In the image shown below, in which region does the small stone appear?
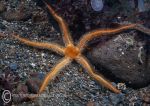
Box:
[117,83,126,91]
[143,95,150,104]
[102,96,110,104]
[30,63,36,68]
[41,53,45,57]
[111,82,117,87]
[86,100,95,106]
[38,72,45,80]
[9,63,18,70]
[109,93,124,105]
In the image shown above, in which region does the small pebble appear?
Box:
[86,100,95,106]
[30,63,36,68]
[38,72,45,80]
[111,82,117,87]
[109,93,124,105]
[143,95,150,104]
[41,53,45,57]
[9,63,18,70]
[117,83,126,91]
[102,96,109,104]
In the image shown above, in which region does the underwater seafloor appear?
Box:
[0,0,150,106]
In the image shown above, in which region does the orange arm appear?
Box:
[44,1,73,45]
[38,57,71,93]
[78,24,136,51]
[13,35,65,55]
[76,55,121,93]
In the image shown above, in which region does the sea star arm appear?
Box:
[38,57,71,93]
[44,1,73,45]
[13,35,65,55]
[77,24,136,51]
[76,55,121,93]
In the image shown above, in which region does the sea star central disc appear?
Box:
[65,45,79,58]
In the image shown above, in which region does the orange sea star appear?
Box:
[11,1,143,98]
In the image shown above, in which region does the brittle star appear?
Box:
[11,1,142,97]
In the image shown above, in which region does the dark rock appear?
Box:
[9,63,18,71]
[17,84,28,93]
[29,72,45,80]
[32,13,48,23]
[0,23,6,30]
[2,9,31,21]
[87,31,150,88]
[13,84,29,103]
[0,2,6,13]
[26,78,42,94]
